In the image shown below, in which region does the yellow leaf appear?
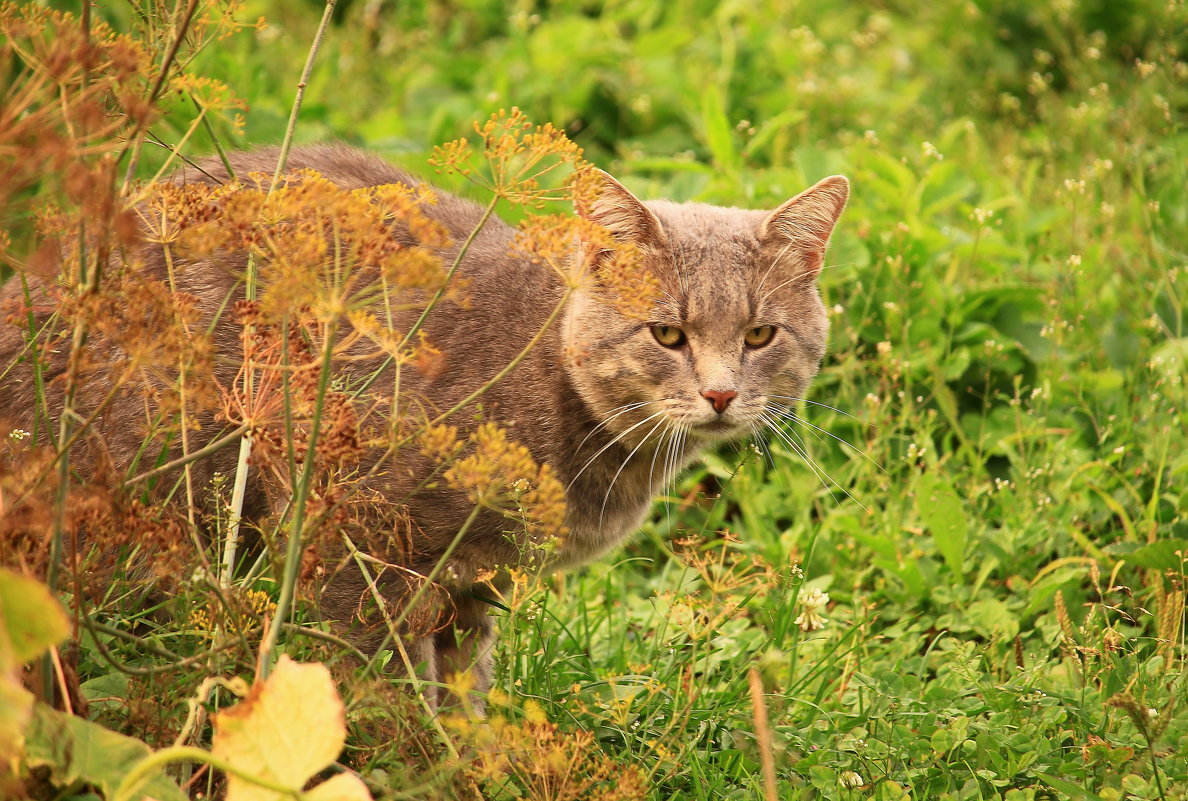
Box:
[304,773,372,801]
[0,568,70,758]
[212,656,369,801]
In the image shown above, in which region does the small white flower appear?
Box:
[796,588,829,631]
[922,141,943,160]
[839,770,865,788]
[8,429,30,441]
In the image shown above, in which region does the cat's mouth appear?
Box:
[692,418,744,439]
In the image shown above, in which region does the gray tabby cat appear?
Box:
[0,145,847,705]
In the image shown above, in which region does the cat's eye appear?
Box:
[650,325,686,348]
[744,325,776,348]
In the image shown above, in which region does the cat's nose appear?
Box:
[701,389,738,414]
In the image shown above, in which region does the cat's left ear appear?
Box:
[759,175,850,277]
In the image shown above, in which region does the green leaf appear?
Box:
[916,473,969,578]
[1123,539,1188,571]
[1035,771,1105,800]
[699,84,736,172]
[966,598,1019,640]
[24,705,188,801]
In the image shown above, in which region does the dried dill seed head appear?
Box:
[462,699,647,800]
[161,170,453,327]
[430,107,589,208]
[418,423,463,462]
[510,214,662,317]
[444,423,569,548]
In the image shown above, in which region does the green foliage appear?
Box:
[25,706,187,801]
[3,0,1187,799]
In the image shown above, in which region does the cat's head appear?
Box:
[561,170,848,447]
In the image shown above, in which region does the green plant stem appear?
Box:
[192,93,235,180]
[223,0,338,588]
[119,0,201,188]
[304,288,572,537]
[280,622,370,664]
[340,534,460,759]
[81,613,242,676]
[273,0,337,185]
[46,230,99,696]
[17,274,51,442]
[124,423,249,487]
[258,322,338,678]
[352,195,499,399]
[114,746,302,801]
[397,287,573,448]
[359,503,483,679]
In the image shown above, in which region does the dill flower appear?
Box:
[444,423,569,550]
[430,107,589,207]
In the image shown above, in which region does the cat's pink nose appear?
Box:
[702,389,737,414]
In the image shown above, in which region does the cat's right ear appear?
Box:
[577,169,666,247]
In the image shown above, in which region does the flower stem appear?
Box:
[222,0,337,587]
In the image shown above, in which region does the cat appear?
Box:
[0,144,848,707]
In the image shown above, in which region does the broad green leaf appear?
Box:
[1035,771,1105,800]
[966,598,1019,640]
[0,677,33,760]
[1123,539,1188,571]
[916,473,969,578]
[24,704,187,801]
[212,656,370,801]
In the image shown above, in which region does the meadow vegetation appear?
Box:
[1,1,1186,799]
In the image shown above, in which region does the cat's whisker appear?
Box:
[566,408,670,491]
[574,400,658,456]
[747,422,776,469]
[759,411,869,513]
[765,402,886,473]
[646,421,673,499]
[765,394,863,422]
[663,424,687,532]
[599,416,669,527]
[658,424,676,517]
[760,410,833,498]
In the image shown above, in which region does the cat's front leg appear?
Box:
[434,591,495,716]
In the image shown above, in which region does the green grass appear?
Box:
[12,0,1188,799]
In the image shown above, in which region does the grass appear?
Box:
[2,0,1186,799]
